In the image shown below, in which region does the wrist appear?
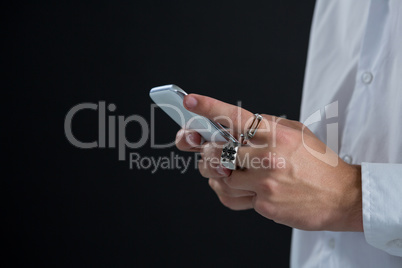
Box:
[340,164,363,232]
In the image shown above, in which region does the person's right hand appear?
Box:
[175,94,363,232]
[175,129,256,210]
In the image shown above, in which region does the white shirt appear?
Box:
[291,0,402,267]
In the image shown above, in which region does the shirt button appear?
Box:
[343,155,352,164]
[362,72,373,84]
[328,238,335,249]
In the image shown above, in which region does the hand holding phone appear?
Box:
[150,84,237,143]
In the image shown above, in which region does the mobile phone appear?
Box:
[149,84,237,143]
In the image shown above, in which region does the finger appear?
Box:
[208,178,255,198]
[200,141,265,170]
[221,144,265,170]
[198,159,231,178]
[216,195,254,211]
[200,141,226,159]
[175,129,202,152]
[198,142,231,177]
[234,145,259,169]
[199,142,253,176]
[273,116,303,130]
[236,146,278,171]
[246,115,303,143]
[224,169,256,191]
[183,94,254,136]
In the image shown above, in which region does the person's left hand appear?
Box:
[177,94,363,232]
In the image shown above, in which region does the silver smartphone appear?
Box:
[149,84,237,143]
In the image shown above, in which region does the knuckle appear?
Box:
[200,142,211,154]
[175,138,186,151]
[275,127,294,145]
[259,179,277,195]
[208,178,217,189]
[253,198,277,219]
[175,130,185,146]
[202,146,222,166]
[197,160,209,178]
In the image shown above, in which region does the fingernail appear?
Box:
[186,133,199,146]
[184,95,198,110]
[176,129,184,142]
[217,166,227,177]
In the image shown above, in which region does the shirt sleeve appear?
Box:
[361,162,402,257]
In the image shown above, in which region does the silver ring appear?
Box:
[220,140,240,170]
[244,113,263,141]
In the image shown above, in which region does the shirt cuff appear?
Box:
[362,162,402,257]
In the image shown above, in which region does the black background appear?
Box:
[4,1,315,267]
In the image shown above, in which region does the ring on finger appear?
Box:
[242,113,263,143]
[220,140,240,170]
